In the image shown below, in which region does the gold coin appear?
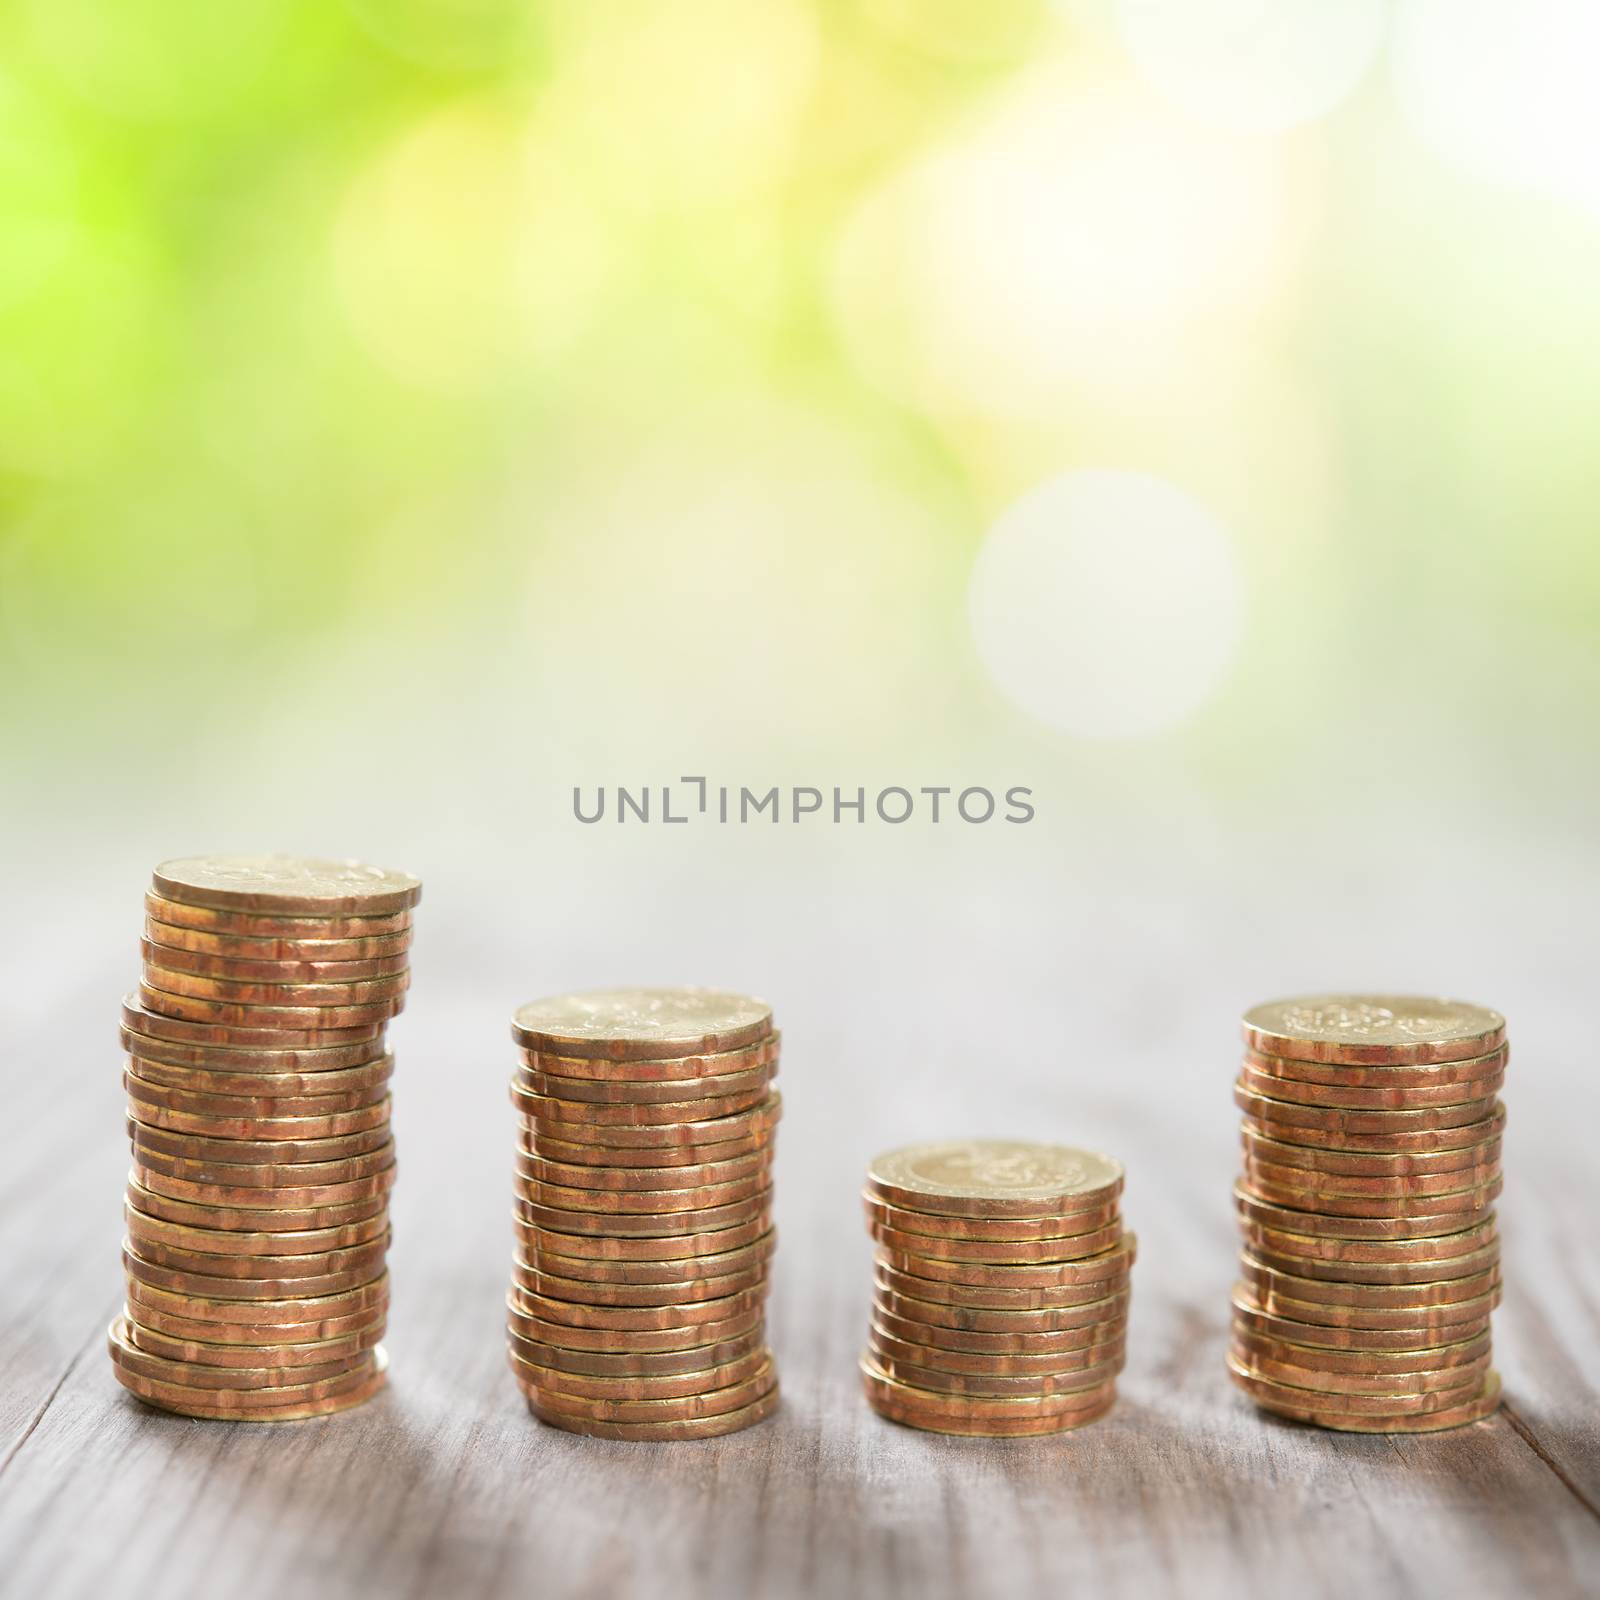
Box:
[866,1140,1123,1220]
[138,980,400,1032]
[1241,996,1505,1066]
[1237,1214,1497,1267]
[520,1091,782,1150]
[512,1063,773,1107]
[1239,1044,1509,1090]
[126,1202,388,1256]
[128,1293,387,1347]
[140,937,410,984]
[1230,1289,1490,1353]
[1235,1063,1504,1112]
[520,1035,780,1084]
[867,1338,1123,1396]
[141,954,410,1008]
[1238,1172,1500,1222]
[525,1383,779,1440]
[514,1172,769,1215]
[1236,1275,1501,1331]
[868,1218,1124,1265]
[1225,1351,1493,1418]
[1228,1344,1492,1400]
[1239,1252,1499,1308]
[144,917,412,963]
[1229,1320,1492,1376]
[874,1262,1131,1314]
[1239,1104,1507,1157]
[124,1269,390,1325]
[1235,1082,1500,1136]
[126,1176,389,1234]
[862,1192,1121,1243]
[526,1127,777,1169]
[870,1317,1125,1373]
[874,1278,1129,1335]
[508,1341,771,1403]
[129,1120,394,1169]
[859,1358,1116,1432]
[145,891,412,939]
[1238,1123,1500,1178]
[112,1338,389,1420]
[123,1245,389,1301]
[118,992,387,1056]
[131,1159,396,1210]
[125,1061,392,1116]
[505,1296,763,1354]
[518,1360,775,1423]
[1230,1367,1503,1432]
[1232,1185,1490,1243]
[120,1013,389,1074]
[872,1304,1128,1356]
[1239,1154,1501,1201]
[515,1212,772,1264]
[152,856,421,917]
[125,1228,390,1281]
[509,1284,766,1333]
[523,1229,776,1287]
[125,1084,392,1142]
[512,1258,766,1308]
[1239,1232,1498,1286]
[126,1316,383,1369]
[502,1303,765,1376]
[513,1191,771,1239]
[517,1150,770,1194]
[514,1082,768,1128]
[877,1233,1137,1290]
[511,989,772,1061]
[111,1318,369,1389]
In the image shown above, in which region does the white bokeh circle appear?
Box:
[1391,0,1600,217]
[1115,0,1390,133]
[968,470,1244,738]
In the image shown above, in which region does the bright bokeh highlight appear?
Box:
[968,471,1244,738]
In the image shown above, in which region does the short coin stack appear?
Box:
[507,988,781,1440]
[861,1140,1134,1436]
[111,854,419,1420]
[1228,993,1507,1432]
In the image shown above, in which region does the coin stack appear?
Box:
[111,854,419,1421]
[860,1140,1134,1436]
[507,988,782,1440]
[1228,994,1507,1433]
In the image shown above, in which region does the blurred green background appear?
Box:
[2,0,1598,881]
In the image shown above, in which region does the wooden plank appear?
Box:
[0,979,1596,1598]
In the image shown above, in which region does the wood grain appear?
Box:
[1,935,1597,1600]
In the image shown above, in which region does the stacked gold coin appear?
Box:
[860,1140,1134,1436]
[506,988,781,1440]
[1228,993,1507,1433]
[110,854,419,1420]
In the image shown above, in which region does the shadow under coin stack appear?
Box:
[1228,993,1507,1433]
[861,1140,1134,1436]
[507,988,782,1440]
[111,854,419,1420]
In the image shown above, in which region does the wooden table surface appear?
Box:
[2,881,1597,1600]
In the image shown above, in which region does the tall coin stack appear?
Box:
[111,855,419,1420]
[861,1140,1134,1436]
[507,988,782,1440]
[1228,994,1507,1432]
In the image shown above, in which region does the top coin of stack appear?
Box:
[112,854,419,1421]
[506,988,782,1441]
[1228,993,1507,1433]
[860,1139,1134,1436]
